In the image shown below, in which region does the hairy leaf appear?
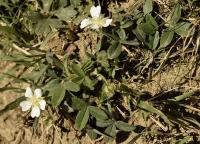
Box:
[64,81,80,92]
[168,91,195,102]
[176,136,192,144]
[139,23,155,35]
[54,7,77,21]
[120,20,133,29]
[75,107,90,131]
[41,0,53,13]
[50,84,66,107]
[170,4,181,26]
[107,42,122,59]
[34,18,62,36]
[71,97,88,110]
[105,124,117,141]
[71,63,85,77]
[87,129,98,140]
[115,121,136,131]
[143,0,153,15]
[83,76,95,90]
[159,30,174,48]
[96,119,113,128]
[89,106,108,120]
[138,100,174,126]
[174,22,192,37]
[153,31,160,49]
[97,51,109,68]
[145,14,158,28]
[116,28,126,40]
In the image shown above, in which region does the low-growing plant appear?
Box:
[0,0,199,143]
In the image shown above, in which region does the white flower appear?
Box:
[20,87,46,118]
[80,5,112,30]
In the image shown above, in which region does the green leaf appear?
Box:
[58,0,68,7]
[0,96,25,116]
[81,58,93,73]
[34,18,62,36]
[54,7,77,21]
[96,119,113,127]
[176,136,192,144]
[28,12,44,23]
[159,30,174,48]
[89,106,108,120]
[120,39,139,46]
[46,51,54,65]
[168,91,195,102]
[50,84,66,107]
[41,0,53,13]
[137,100,174,126]
[107,42,122,59]
[43,79,59,91]
[170,4,182,25]
[104,124,117,141]
[139,23,155,35]
[102,31,119,41]
[87,129,98,140]
[83,76,95,90]
[72,76,85,84]
[153,31,159,49]
[70,0,81,7]
[47,69,59,78]
[0,26,21,41]
[115,121,136,131]
[97,51,109,68]
[0,54,34,62]
[145,14,158,28]
[71,63,85,77]
[120,20,133,29]
[116,28,126,40]
[143,0,153,15]
[64,81,80,92]
[71,97,88,110]
[100,83,116,102]
[75,107,90,131]
[21,65,48,83]
[133,26,146,44]
[174,22,192,37]
[88,129,110,139]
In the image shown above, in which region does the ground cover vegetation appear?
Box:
[0,0,200,143]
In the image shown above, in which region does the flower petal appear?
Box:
[31,106,40,118]
[39,100,46,110]
[103,19,112,27]
[80,18,91,29]
[34,88,42,97]
[20,101,32,111]
[25,87,33,97]
[90,5,101,18]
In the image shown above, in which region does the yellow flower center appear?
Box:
[28,96,42,107]
[91,18,105,26]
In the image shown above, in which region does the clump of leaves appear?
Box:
[0,0,199,143]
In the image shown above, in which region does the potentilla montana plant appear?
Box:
[80,5,112,29]
[20,87,46,118]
